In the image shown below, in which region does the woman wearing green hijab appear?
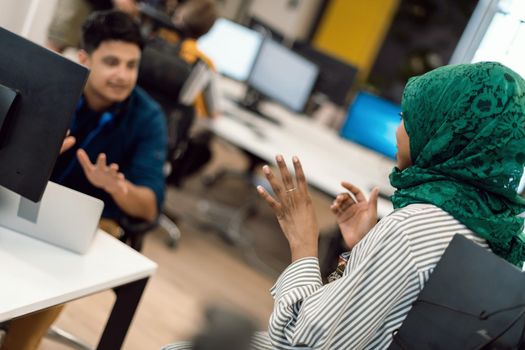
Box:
[253,62,525,350]
[163,62,525,350]
[391,62,525,266]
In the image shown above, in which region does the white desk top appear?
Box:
[0,228,157,322]
[209,77,396,217]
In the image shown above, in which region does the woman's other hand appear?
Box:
[330,182,379,249]
[257,155,319,262]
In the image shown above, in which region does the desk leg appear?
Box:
[96,277,149,350]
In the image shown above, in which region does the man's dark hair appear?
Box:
[81,10,144,54]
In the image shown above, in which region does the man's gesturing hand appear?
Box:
[77,149,128,196]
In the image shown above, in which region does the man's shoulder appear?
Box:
[123,87,167,139]
[128,87,164,119]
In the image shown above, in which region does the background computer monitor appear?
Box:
[292,41,358,107]
[0,27,89,202]
[247,39,319,113]
[340,92,401,159]
[197,18,263,81]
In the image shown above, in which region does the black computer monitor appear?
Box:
[0,27,89,202]
[292,41,358,107]
[197,18,263,82]
[340,91,401,160]
[246,39,319,113]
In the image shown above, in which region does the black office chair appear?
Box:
[117,104,196,251]
[137,12,270,271]
[119,34,211,250]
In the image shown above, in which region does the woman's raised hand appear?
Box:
[330,182,379,249]
[257,155,319,262]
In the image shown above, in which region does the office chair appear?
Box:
[119,213,181,251]
[133,9,269,269]
[130,33,213,249]
[117,104,197,251]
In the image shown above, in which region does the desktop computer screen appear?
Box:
[0,27,89,202]
[197,18,263,81]
[247,39,319,113]
[340,92,401,160]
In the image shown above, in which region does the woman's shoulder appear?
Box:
[386,203,447,222]
[377,203,466,232]
[381,203,473,239]
[354,204,445,252]
[377,203,486,269]
[364,203,473,252]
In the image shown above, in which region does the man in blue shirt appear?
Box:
[51,10,167,225]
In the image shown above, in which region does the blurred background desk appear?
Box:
[0,227,157,350]
[209,77,396,218]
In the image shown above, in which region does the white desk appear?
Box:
[209,78,396,218]
[0,227,157,349]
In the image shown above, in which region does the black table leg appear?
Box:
[96,277,149,350]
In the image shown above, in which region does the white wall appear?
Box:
[0,0,33,34]
[0,0,58,45]
[248,0,323,40]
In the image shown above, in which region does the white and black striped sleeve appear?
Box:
[267,216,419,349]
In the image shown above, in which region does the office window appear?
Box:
[472,0,525,78]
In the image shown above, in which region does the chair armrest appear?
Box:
[118,216,158,235]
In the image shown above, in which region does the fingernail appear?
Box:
[292,156,298,162]
[263,165,270,174]
[256,186,264,193]
[276,155,283,161]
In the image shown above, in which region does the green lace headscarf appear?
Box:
[390,62,525,266]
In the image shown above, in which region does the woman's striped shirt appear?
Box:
[162,203,489,350]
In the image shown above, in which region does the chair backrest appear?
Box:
[138,38,192,108]
[388,234,525,350]
[138,37,197,169]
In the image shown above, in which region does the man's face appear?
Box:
[79,40,141,105]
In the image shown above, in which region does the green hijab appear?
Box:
[390,62,525,266]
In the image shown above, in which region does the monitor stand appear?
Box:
[0,182,103,254]
[0,188,43,224]
[235,87,281,126]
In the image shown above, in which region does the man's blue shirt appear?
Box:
[51,87,168,221]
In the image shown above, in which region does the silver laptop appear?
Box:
[0,181,103,254]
